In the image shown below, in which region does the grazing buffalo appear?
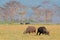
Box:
[20,23,23,24]
[23,26,36,34]
[25,23,30,25]
[37,26,49,35]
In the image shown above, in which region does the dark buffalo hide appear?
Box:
[37,26,49,35]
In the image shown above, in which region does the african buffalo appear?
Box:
[25,23,30,25]
[23,26,36,34]
[20,23,23,24]
[37,26,49,35]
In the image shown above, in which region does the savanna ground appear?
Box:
[0,24,60,40]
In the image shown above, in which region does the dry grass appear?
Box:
[0,24,60,40]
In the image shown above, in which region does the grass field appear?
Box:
[0,24,60,40]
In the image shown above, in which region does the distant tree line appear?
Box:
[0,0,60,24]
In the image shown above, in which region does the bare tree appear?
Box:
[0,7,7,21]
[4,1,27,22]
[43,9,53,23]
[31,5,43,23]
[32,5,53,24]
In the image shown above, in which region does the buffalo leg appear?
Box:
[37,31,39,35]
[39,32,41,35]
